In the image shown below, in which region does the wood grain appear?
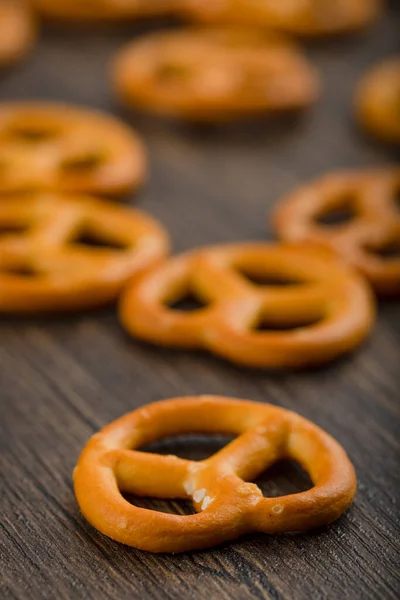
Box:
[1,5,400,600]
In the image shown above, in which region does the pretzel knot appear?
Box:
[74,396,357,553]
[0,193,169,313]
[119,242,375,368]
[113,27,319,121]
[272,168,400,297]
[0,102,146,196]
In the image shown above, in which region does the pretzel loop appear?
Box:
[74,396,357,553]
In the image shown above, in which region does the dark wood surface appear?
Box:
[1,6,400,600]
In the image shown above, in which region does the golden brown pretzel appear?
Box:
[74,395,357,553]
[272,168,400,297]
[0,193,169,313]
[113,28,320,121]
[182,0,382,38]
[0,102,146,196]
[355,57,400,146]
[0,1,36,67]
[32,0,179,21]
[119,242,375,368]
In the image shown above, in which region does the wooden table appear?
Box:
[1,7,399,600]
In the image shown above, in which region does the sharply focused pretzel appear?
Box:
[119,242,374,368]
[113,28,320,121]
[182,0,382,38]
[0,102,146,196]
[0,193,169,313]
[272,168,400,297]
[0,0,36,66]
[32,0,180,21]
[74,396,357,553]
[355,57,400,146]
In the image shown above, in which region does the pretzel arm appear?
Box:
[209,417,289,482]
[260,284,328,326]
[109,448,193,499]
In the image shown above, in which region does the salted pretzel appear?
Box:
[0,1,36,67]
[74,395,357,553]
[119,242,374,368]
[0,193,169,313]
[182,0,382,38]
[32,0,179,21]
[355,57,400,146]
[272,168,400,297]
[0,102,146,196]
[112,28,320,121]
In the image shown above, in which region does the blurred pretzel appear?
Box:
[355,57,400,146]
[0,1,36,67]
[32,0,179,21]
[182,0,382,38]
[119,242,374,368]
[272,168,400,297]
[0,102,146,196]
[74,395,357,553]
[113,28,320,121]
[0,193,169,313]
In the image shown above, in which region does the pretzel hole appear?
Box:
[0,223,29,235]
[235,266,304,287]
[1,264,37,277]
[69,227,129,251]
[253,459,313,498]
[253,313,324,332]
[60,153,105,173]
[156,63,191,83]
[167,293,209,312]
[366,240,400,259]
[141,434,235,461]
[122,495,195,516]
[314,198,357,227]
[7,126,57,143]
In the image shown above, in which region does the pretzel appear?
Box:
[0,1,36,67]
[0,102,146,196]
[355,57,400,146]
[182,0,382,38]
[119,242,374,368]
[272,168,400,297]
[112,28,320,121]
[74,395,357,553]
[32,0,179,21]
[0,193,169,313]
